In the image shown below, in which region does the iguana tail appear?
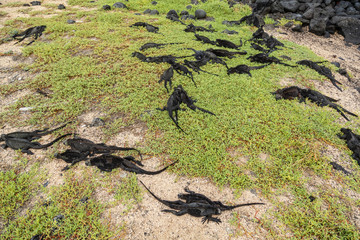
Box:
[137,160,178,175]
[220,202,265,211]
[39,121,72,136]
[37,133,72,149]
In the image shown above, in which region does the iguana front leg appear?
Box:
[21,149,34,155]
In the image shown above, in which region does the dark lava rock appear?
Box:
[355,3,360,11]
[222,29,239,34]
[284,12,302,21]
[181,10,189,16]
[303,7,314,19]
[346,7,359,15]
[113,2,128,9]
[150,9,159,15]
[271,2,285,13]
[186,5,192,10]
[103,5,111,10]
[195,9,206,19]
[167,9,179,19]
[309,196,316,202]
[143,9,151,14]
[292,24,303,32]
[280,0,300,13]
[337,17,360,44]
[326,23,336,34]
[298,3,307,12]
[23,3,31,6]
[323,5,335,18]
[337,1,351,9]
[67,20,76,24]
[330,16,347,25]
[151,1,157,5]
[335,7,345,14]
[30,1,41,6]
[58,4,66,10]
[191,0,199,5]
[309,17,328,35]
[182,15,195,20]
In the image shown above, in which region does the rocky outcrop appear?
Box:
[251,0,360,44]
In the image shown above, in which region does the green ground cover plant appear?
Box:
[0,0,359,238]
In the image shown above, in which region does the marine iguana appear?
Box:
[130,22,159,33]
[250,43,268,53]
[250,27,284,51]
[247,53,295,67]
[272,86,357,121]
[140,181,264,223]
[296,60,343,91]
[238,12,264,28]
[338,128,360,164]
[185,48,228,69]
[227,64,267,77]
[140,180,222,223]
[329,162,351,175]
[65,136,143,160]
[131,52,189,64]
[215,38,242,50]
[86,154,178,173]
[250,26,270,41]
[12,25,46,45]
[178,186,265,212]
[139,42,183,51]
[205,48,247,58]
[183,60,219,76]
[1,133,71,155]
[159,66,174,92]
[265,36,284,50]
[54,149,89,171]
[337,68,352,82]
[194,34,217,45]
[0,122,70,141]
[167,59,196,87]
[157,85,215,133]
[184,23,215,33]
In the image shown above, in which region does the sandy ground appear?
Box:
[0,2,360,239]
[268,25,360,117]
